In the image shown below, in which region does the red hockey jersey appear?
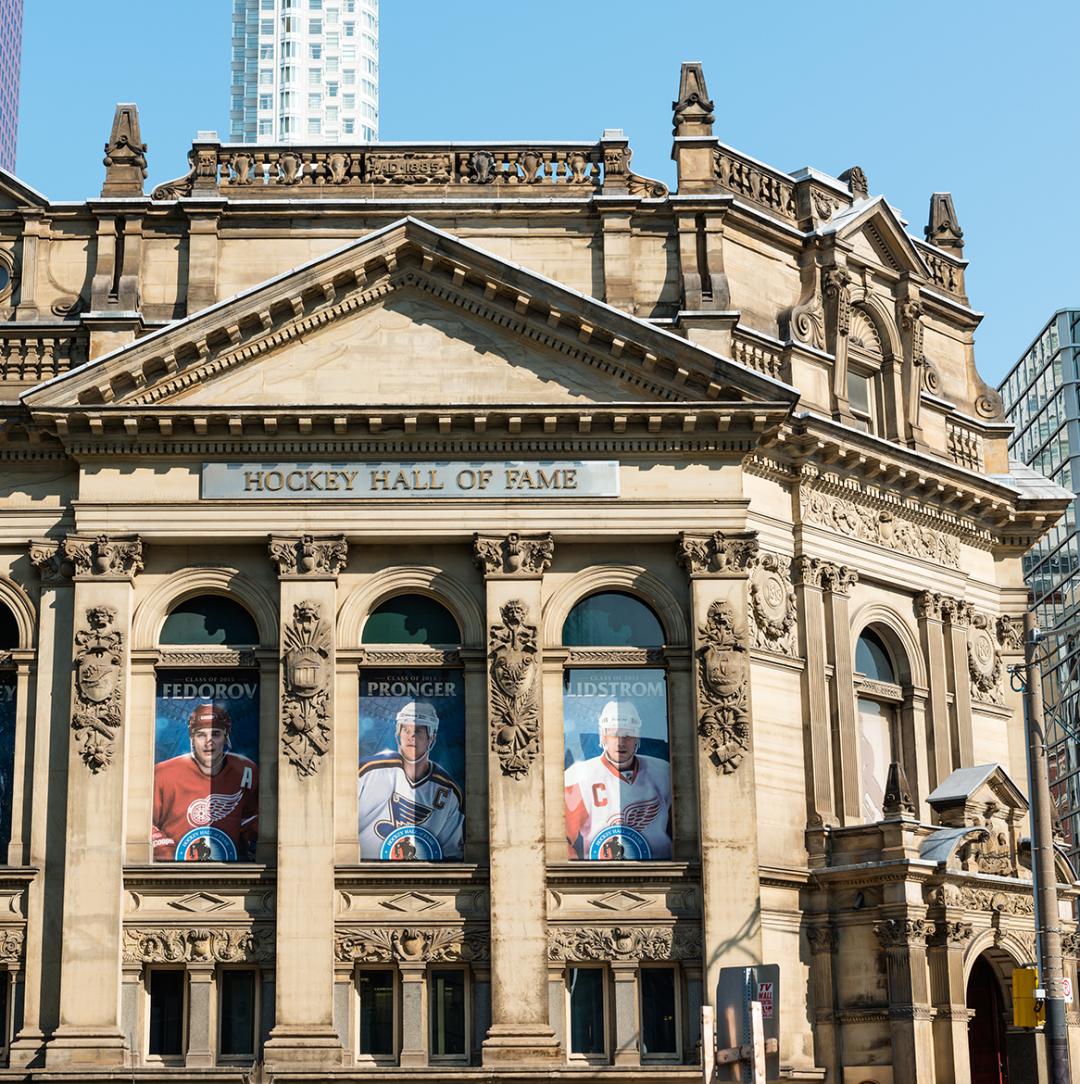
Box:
[152,753,259,862]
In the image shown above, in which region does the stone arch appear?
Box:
[0,577,36,650]
[337,566,484,649]
[542,566,688,649]
[849,601,926,688]
[132,567,278,649]
[851,291,902,360]
[964,928,1031,986]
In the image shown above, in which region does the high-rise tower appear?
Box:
[0,0,22,172]
[230,0,378,144]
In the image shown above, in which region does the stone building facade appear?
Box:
[0,63,1073,1083]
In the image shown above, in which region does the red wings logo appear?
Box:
[609,796,662,828]
[187,791,243,827]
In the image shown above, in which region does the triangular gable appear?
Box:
[819,196,930,279]
[0,168,49,211]
[24,217,797,412]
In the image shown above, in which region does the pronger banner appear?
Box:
[202,460,619,499]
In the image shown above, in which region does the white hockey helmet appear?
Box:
[396,699,440,738]
[598,699,642,737]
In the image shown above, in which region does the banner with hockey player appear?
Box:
[152,670,260,863]
[358,668,465,861]
[0,673,15,863]
[563,667,672,860]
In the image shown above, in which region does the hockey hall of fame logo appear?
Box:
[175,826,237,862]
[379,825,443,861]
[589,825,651,861]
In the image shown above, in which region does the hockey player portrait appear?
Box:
[152,671,260,863]
[358,669,466,862]
[563,668,673,861]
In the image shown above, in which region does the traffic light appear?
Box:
[1013,967,1045,1028]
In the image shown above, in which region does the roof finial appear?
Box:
[925,192,964,255]
[102,103,147,198]
[882,761,916,818]
[672,62,715,138]
[839,166,869,200]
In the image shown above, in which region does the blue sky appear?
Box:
[14,1,1079,385]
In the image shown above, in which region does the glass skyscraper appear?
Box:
[999,310,1080,864]
[230,0,378,144]
[0,0,22,173]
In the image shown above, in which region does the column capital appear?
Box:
[268,533,347,579]
[940,596,975,627]
[677,530,757,578]
[64,534,143,581]
[806,925,838,956]
[874,916,933,951]
[914,590,944,620]
[795,556,858,595]
[28,537,72,585]
[473,532,553,578]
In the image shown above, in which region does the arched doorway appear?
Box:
[967,955,1009,1084]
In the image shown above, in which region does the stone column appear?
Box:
[399,962,428,1067]
[47,534,143,1068]
[916,592,953,790]
[473,532,560,1065]
[184,205,223,315]
[822,564,860,821]
[795,558,836,826]
[677,530,762,1004]
[928,919,974,1084]
[11,541,74,1067]
[874,915,937,1082]
[807,925,840,1082]
[263,533,347,1070]
[185,965,214,1068]
[611,961,639,1066]
[333,962,355,1061]
[942,600,975,769]
[14,210,42,321]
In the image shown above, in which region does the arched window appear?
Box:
[562,591,665,648]
[0,602,17,864]
[854,628,902,821]
[561,591,672,862]
[359,594,466,863]
[160,595,259,648]
[362,594,461,646]
[847,308,888,438]
[153,594,261,864]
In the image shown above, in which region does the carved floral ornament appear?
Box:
[488,599,541,779]
[748,552,798,657]
[72,605,124,773]
[268,533,348,577]
[334,926,489,964]
[968,612,1004,706]
[280,600,332,777]
[473,532,554,577]
[64,534,143,579]
[696,600,750,774]
[548,925,702,962]
[122,926,273,964]
[795,556,859,596]
[677,531,758,577]
[925,882,1036,916]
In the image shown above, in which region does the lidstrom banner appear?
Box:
[201,461,620,499]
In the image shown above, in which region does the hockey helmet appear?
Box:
[598,699,642,737]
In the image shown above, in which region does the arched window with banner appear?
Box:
[854,627,904,822]
[0,602,19,864]
[561,591,672,862]
[152,594,261,863]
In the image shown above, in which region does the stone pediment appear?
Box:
[23,217,795,413]
[821,196,930,279]
[0,169,48,211]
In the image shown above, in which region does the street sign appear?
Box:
[1063,977,1074,1005]
[757,981,775,1020]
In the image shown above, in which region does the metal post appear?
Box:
[1023,611,1070,1083]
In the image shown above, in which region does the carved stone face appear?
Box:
[501,599,527,627]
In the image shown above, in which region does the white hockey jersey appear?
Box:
[564,753,672,860]
[358,756,464,861]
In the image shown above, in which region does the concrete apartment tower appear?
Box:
[230,0,378,144]
[0,0,21,172]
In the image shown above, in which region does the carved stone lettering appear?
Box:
[488,600,541,778]
[72,605,124,773]
[696,600,750,774]
[366,152,452,185]
[280,600,332,777]
[473,532,554,577]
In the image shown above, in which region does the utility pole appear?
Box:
[1022,610,1070,1083]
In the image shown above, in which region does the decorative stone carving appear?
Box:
[696,600,750,774]
[358,649,461,667]
[935,920,975,946]
[898,298,925,372]
[366,152,453,185]
[713,151,795,219]
[926,193,964,254]
[473,532,554,577]
[959,816,1013,876]
[882,761,916,817]
[796,557,859,595]
[798,482,960,569]
[806,926,838,954]
[968,613,1004,705]
[547,925,702,962]
[672,62,714,136]
[996,615,1025,653]
[280,600,332,777]
[839,166,869,199]
[822,267,852,338]
[488,600,541,779]
[677,531,758,577]
[748,553,797,656]
[787,285,826,350]
[122,926,274,964]
[566,648,664,666]
[1061,931,1080,959]
[268,533,348,577]
[158,649,258,668]
[101,104,147,197]
[874,918,933,949]
[64,534,143,578]
[0,928,23,961]
[467,150,496,185]
[957,886,1034,915]
[29,538,71,584]
[334,926,489,963]
[72,605,125,773]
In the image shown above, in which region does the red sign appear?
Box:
[757,981,774,1020]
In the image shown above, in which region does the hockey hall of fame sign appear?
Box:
[563,667,673,861]
[152,670,260,863]
[358,669,466,862]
